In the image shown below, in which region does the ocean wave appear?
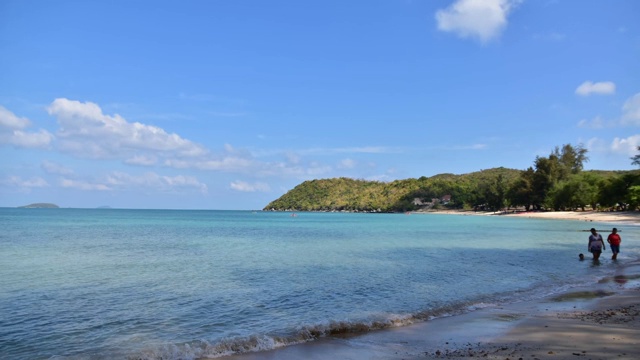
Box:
[73,285,625,360]
[127,336,290,360]
[112,276,639,360]
[125,305,502,360]
[124,313,428,360]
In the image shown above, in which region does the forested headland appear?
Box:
[264,144,640,213]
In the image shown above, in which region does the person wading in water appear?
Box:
[607,228,621,260]
[588,228,606,261]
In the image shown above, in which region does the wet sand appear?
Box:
[224,211,640,360]
[457,288,640,360]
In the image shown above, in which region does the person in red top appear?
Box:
[607,228,622,260]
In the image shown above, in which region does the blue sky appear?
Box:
[1,0,639,210]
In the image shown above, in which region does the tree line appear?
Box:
[263,144,640,212]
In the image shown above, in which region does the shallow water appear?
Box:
[1,209,638,359]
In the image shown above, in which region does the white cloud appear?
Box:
[125,155,158,166]
[584,137,606,153]
[577,93,640,128]
[338,158,356,169]
[41,161,74,175]
[0,106,54,148]
[252,146,399,159]
[301,146,399,155]
[55,171,207,194]
[575,81,616,96]
[47,98,208,159]
[163,175,208,193]
[577,116,607,129]
[155,142,266,172]
[438,143,487,150]
[611,135,640,156]
[230,180,271,192]
[2,176,49,188]
[43,99,295,175]
[5,129,54,148]
[61,178,112,191]
[166,157,255,171]
[621,93,640,126]
[435,0,520,43]
[5,98,382,181]
[256,161,333,178]
[224,145,399,179]
[0,105,31,129]
[105,171,208,194]
[339,146,395,154]
[306,161,333,176]
[285,152,301,164]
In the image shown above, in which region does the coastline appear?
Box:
[227,265,640,360]
[225,211,640,360]
[421,209,640,225]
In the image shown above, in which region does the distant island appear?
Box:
[19,203,60,209]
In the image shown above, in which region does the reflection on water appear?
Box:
[614,275,628,285]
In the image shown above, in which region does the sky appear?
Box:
[1,0,639,210]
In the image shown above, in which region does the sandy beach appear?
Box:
[425,210,640,225]
[227,211,640,360]
[503,210,640,225]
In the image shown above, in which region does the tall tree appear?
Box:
[552,143,589,181]
[531,156,557,209]
[507,167,534,210]
[524,144,590,209]
[632,146,640,167]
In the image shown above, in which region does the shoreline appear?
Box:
[420,210,640,225]
[226,265,640,360]
[448,287,640,360]
[225,212,640,360]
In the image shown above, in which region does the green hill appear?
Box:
[264,167,522,212]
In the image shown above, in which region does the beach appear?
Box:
[504,210,640,224]
[426,209,640,225]
[228,211,640,360]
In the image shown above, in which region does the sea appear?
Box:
[1,208,638,360]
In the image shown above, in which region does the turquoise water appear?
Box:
[1,209,638,359]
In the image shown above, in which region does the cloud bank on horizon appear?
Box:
[1,0,638,209]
